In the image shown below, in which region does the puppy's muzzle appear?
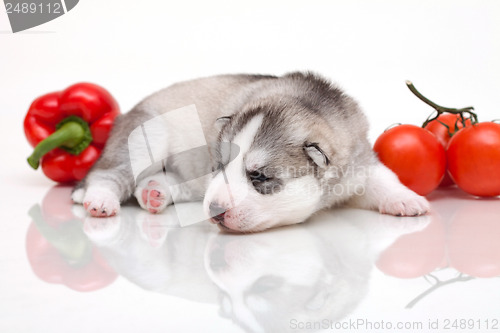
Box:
[209,202,226,224]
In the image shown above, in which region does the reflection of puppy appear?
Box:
[83,204,218,303]
[205,229,367,333]
[205,209,429,333]
[81,202,429,333]
[74,72,429,232]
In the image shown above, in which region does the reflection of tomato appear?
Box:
[424,113,472,187]
[378,189,500,279]
[374,125,446,195]
[447,122,500,197]
[448,200,500,278]
[376,214,446,278]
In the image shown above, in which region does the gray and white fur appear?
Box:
[73,72,429,232]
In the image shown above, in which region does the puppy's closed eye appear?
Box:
[248,170,271,184]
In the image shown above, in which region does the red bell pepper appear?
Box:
[24,82,120,183]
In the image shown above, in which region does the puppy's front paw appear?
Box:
[379,190,430,216]
[83,187,120,217]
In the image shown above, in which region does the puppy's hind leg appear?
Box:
[74,109,151,217]
[135,172,173,214]
[348,162,430,216]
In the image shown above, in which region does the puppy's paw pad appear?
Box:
[86,206,118,218]
[137,182,169,214]
[380,191,430,217]
[83,188,120,218]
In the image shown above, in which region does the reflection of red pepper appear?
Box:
[24,83,120,182]
[26,186,117,292]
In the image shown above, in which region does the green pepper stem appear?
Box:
[27,116,92,170]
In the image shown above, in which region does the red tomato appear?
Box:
[447,122,500,197]
[424,113,472,187]
[374,124,446,195]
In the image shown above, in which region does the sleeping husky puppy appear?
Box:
[72,72,429,232]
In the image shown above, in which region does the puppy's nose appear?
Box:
[209,202,226,224]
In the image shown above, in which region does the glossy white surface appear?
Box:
[2,1,500,332]
[1,182,499,333]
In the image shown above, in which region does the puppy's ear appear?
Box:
[304,143,330,168]
[215,116,231,132]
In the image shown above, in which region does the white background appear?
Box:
[1,1,499,332]
[1,0,499,144]
[2,0,499,193]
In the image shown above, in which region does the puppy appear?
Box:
[72,72,429,232]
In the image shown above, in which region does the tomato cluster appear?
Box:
[374,82,500,197]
